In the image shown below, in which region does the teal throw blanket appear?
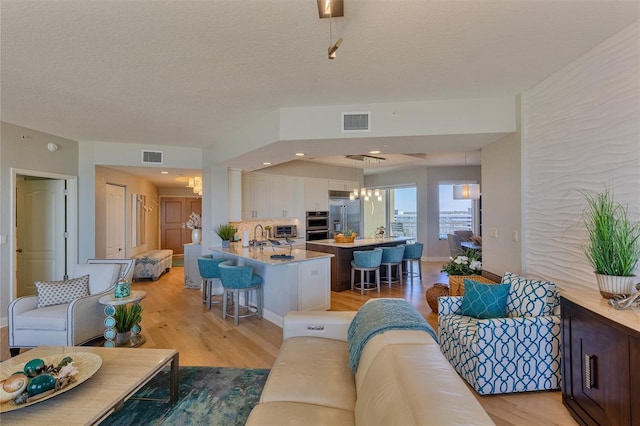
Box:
[347,299,438,373]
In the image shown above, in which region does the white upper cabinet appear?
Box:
[328,179,359,192]
[242,173,270,219]
[270,175,302,218]
[228,168,243,221]
[242,173,304,220]
[304,178,329,212]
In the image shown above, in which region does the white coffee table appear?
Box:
[0,346,179,425]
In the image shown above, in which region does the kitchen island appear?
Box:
[210,245,333,327]
[306,237,415,291]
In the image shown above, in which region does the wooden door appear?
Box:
[161,197,201,255]
[105,184,126,259]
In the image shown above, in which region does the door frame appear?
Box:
[10,168,78,302]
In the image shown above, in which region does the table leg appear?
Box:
[169,352,179,405]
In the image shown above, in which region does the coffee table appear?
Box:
[0,346,178,425]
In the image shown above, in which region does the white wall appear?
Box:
[522,21,640,291]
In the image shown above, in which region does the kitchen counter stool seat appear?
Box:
[350,248,383,295]
[197,256,226,309]
[218,261,263,325]
[380,245,405,287]
[402,242,424,280]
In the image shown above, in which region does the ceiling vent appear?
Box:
[342,112,370,132]
[141,150,163,164]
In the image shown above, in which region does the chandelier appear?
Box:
[187,177,202,196]
[318,0,344,60]
[346,155,383,202]
[452,152,480,200]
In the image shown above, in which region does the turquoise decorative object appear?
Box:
[114,281,131,298]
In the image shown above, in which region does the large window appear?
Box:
[439,184,474,239]
[363,186,417,238]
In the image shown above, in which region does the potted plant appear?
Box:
[215,223,236,248]
[113,303,143,346]
[181,212,202,244]
[441,249,492,296]
[582,187,640,298]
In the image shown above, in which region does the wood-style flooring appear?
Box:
[1,261,576,426]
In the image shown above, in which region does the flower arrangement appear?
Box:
[181,212,202,230]
[441,249,482,276]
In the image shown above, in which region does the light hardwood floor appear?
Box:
[1,261,576,426]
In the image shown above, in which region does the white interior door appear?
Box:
[16,179,66,297]
[106,184,126,259]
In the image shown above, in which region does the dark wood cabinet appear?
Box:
[561,297,640,426]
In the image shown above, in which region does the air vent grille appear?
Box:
[342,112,370,132]
[142,150,163,164]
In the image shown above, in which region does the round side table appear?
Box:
[99,290,147,348]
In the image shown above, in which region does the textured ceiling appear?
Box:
[2,1,639,186]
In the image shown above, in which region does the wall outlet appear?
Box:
[0,234,7,245]
[512,230,519,242]
[490,228,498,238]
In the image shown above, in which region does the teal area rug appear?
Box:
[172,257,184,267]
[102,366,269,425]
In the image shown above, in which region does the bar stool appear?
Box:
[402,242,424,280]
[351,249,383,295]
[218,260,263,325]
[380,245,405,287]
[197,256,226,309]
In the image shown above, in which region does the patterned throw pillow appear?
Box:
[501,272,557,317]
[35,275,90,308]
[460,279,511,319]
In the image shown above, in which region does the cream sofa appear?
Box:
[246,299,495,426]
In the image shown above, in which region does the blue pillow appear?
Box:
[460,279,510,319]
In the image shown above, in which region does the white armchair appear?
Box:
[8,263,121,355]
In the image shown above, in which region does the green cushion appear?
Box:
[460,279,510,319]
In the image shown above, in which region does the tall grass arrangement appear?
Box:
[582,188,640,276]
[113,303,143,333]
[215,224,236,241]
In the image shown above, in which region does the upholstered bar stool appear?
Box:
[351,249,383,295]
[380,245,405,287]
[197,256,226,309]
[218,260,263,325]
[402,242,424,280]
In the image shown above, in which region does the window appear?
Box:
[439,184,474,239]
[363,186,417,238]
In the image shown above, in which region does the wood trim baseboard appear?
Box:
[482,270,502,282]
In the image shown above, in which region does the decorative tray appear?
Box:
[0,352,102,413]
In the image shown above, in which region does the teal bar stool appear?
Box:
[351,248,383,295]
[402,242,424,280]
[197,256,226,310]
[380,245,405,287]
[218,260,263,325]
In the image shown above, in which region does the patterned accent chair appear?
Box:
[437,272,561,394]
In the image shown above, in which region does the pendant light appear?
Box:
[452,152,480,200]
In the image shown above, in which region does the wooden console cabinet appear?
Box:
[561,295,640,425]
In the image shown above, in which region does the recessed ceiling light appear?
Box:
[263,162,272,165]
[160,171,169,174]
[369,150,381,154]
[295,152,306,157]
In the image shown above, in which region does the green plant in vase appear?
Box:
[215,223,236,247]
[582,186,640,298]
[113,303,143,345]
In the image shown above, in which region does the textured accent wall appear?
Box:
[523,22,640,291]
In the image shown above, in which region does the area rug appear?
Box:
[102,366,269,425]
[172,257,184,267]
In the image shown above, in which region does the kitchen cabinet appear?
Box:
[228,168,242,221]
[304,178,329,211]
[329,179,359,192]
[242,174,270,219]
[269,175,302,218]
[561,295,640,425]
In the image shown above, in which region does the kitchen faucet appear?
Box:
[252,224,264,247]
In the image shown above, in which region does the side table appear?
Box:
[99,290,147,348]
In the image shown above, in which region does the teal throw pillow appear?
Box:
[460,279,510,319]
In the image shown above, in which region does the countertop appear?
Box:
[305,236,414,248]
[210,245,333,265]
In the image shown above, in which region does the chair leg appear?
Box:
[206,279,213,310]
[222,288,228,320]
[399,263,403,285]
[234,289,240,326]
[376,268,380,292]
[202,279,208,304]
[351,267,355,291]
[387,264,392,288]
[360,270,365,295]
[9,348,20,357]
[418,259,422,279]
[257,286,263,319]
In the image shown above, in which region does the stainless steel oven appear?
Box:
[306,211,329,241]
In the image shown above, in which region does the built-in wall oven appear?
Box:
[306,211,329,241]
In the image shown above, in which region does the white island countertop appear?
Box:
[211,245,333,265]
[306,236,414,248]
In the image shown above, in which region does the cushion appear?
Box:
[35,275,90,308]
[460,279,510,319]
[501,272,558,317]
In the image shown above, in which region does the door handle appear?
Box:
[584,354,596,389]
[16,248,23,253]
